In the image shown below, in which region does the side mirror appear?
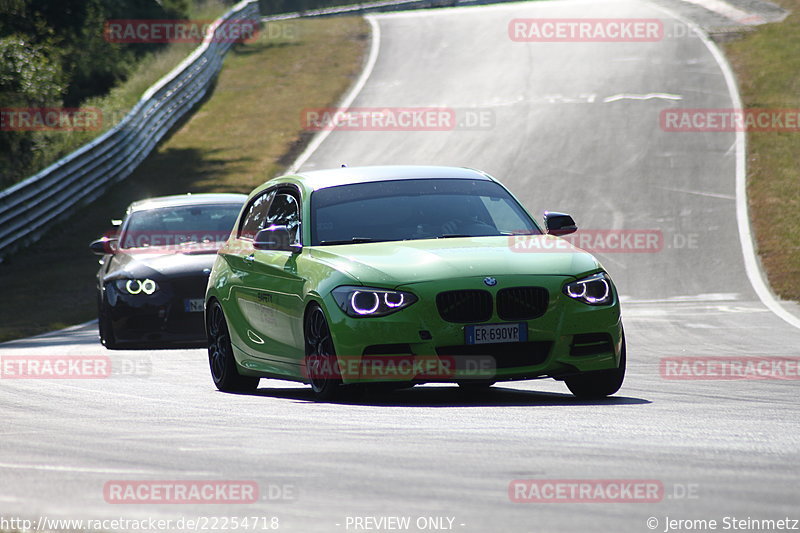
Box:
[543,211,577,236]
[90,237,118,255]
[253,225,301,253]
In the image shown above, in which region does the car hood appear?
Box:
[106,247,218,281]
[306,235,602,286]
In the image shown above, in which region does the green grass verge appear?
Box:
[0,16,369,343]
[724,1,800,301]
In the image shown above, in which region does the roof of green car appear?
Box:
[281,165,494,192]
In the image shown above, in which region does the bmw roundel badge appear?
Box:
[483,277,497,287]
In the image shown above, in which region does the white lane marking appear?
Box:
[654,185,735,200]
[0,462,209,475]
[620,292,741,303]
[647,3,800,331]
[678,0,766,25]
[623,304,769,315]
[603,93,683,103]
[286,16,381,173]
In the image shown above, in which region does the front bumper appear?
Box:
[321,275,622,384]
[104,276,209,346]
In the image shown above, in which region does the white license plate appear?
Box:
[184,299,204,313]
[465,323,527,345]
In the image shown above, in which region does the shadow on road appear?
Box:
[227,384,651,407]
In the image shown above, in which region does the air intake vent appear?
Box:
[570,333,613,356]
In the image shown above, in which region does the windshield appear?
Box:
[310,178,540,245]
[119,203,242,249]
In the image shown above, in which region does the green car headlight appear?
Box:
[115,279,159,295]
[564,272,613,306]
[332,286,418,317]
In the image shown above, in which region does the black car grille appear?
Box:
[436,341,552,369]
[436,287,549,323]
[497,287,549,320]
[436,290,493,323]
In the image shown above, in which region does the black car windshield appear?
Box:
[120,204,242,249]
[311,178,541,246]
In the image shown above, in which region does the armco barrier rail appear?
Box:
[0,0,259,261]
[260,0,524,20]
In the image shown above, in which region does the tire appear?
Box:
[207,300,259,392]
[565,332,626,399]
[304,304,345,402]
[98,296,118,350]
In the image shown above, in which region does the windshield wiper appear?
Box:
[439,234,476,239]
[319,237,375,245]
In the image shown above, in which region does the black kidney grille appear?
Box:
[436,290,493,323]
[497,287,549,320]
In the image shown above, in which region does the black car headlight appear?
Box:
[114,279,159,295]
[332,286,417,317]
[563,272,613,306]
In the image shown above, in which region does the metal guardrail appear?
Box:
[261,0,453,20]
[260,0,525,20]
[0,0,259,261]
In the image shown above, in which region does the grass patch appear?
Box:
[0,16,369,343]
[724,1,800,301]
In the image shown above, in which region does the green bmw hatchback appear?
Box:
[205,166,625,401]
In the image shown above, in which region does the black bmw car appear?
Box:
[90,193,246,349]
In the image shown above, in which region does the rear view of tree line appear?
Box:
[0,0,190,190]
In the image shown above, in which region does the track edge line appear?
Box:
[286,16,382,174]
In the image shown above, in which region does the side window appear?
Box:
[265,193,300,244]
[239,190,275,239]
